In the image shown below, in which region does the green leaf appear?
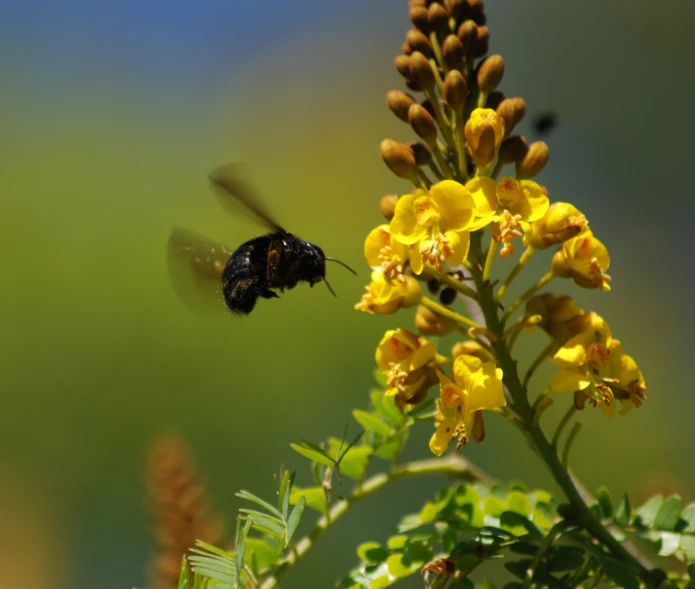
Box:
[615,493,631,527]
[658,531,681,557]
[507,492,532,517]
[688,562,695,581]
[600,557,639,589]
[371,574,392,589]
[277,468,293,521]
[238,510,285,537]
[636,494,663,527]
[290,486,326,512]
[179,557,191,589]
[596,487,613,519]
[236,490,283,519]
[679,534,695,561]
[371,389,404,427]
[386,553,416,578]
[373,368,388,388]
[504,559,531,580]
[357,541,390,563]
[454,553,479,571]
[450,579,474,589]
[681,503,695,532]
[326,440,372,480]
[286,496,306,546]
[244,538,277,571]
[353,410,393,437]
[655,495,683,531]
[500,511,542,539]
[547,549,584,572]
[386,535,408,550]
[235,518,251,588]
[484,496,507,518]
[290,442,335,468]
[406,541,432,564]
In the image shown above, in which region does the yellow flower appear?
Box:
[364,224,409,283]
[549,313,624,417]
[390,180,475,274]
[466,176,549,258]
[464,108,505,166]
[355,270,422,314]
[614,354,647,414]
[523,202,588,250]
[525,294,585,345]
[429,355,506,456]
[551,230,611,291]
[376,328,436,403]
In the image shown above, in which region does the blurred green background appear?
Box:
[2,1,694,587]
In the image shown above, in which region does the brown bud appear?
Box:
[468,0,486,25]
[472,411,485,442]
[442,35,465,71]
[380,194,398,221]
[457,20,478,53]
[415,305,456,336]
[451,340,496,364]
[409,4,430,32]
[448,0,467,20]
[409,51,435,91]
[443,70,468,110]
[473,25,489,57]
[497,135,529,164]
[401,40,412,56]
[409,0,427,6]
[496,97,526,138]
[516,140,549,179]
[485,90,505,110]
[395,55,412,78]
[408,104,438,144]
[428,3,450,39]
[406,29,434,58]
[407,140,433,165]
[467,124,496,166]
[380,139,418,179]
[386,90,416,122]
[477,54,504,94]
[405,78,423,92]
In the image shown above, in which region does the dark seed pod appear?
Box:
[439,287,457,306]
[427,277,441,294]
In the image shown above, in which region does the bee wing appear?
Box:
[167,227,233,316]
[208,163,285,233]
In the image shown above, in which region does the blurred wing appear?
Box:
[208,163,285,233]
[167,227,233,316]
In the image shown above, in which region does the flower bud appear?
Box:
[448,0,467,20]
[428,3,450,40]
[496,97,526,139]
[477,54,504,94]
[468,0,486,25]
[443,70,468,111]
[355,271,423,315]
[473,25,490,57]
[415,305,457,336]
[485,91,505,110]
[406,29,434,58]
[457,20,478,53]
[386,90,416,122]
[497,135,528,164]
[395,55,412,78]
[451,340,496,364]
[401,40,412,56]
[550,231,611,291]
[380,194,398,221]
[516,140,549,179]
[408,104,438,144]
[526,294,584,342]
[409,51,436,91]
[409,4,430,32]
[407,140,433,166]
[380,139,418,180]
[472,411,485,442]
[464,108,505,166]
[442,35,465,71]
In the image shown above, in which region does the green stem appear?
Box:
[429,139,454,179]
[435,270,479,301]
[260,455,489,589]
[502,270,553,325]
[551,405,577,448]
[482,239,498,283]
[523,343,553,390]
[496,246,535,303]
[472,263,655,588]
[421,296,484,332]
[561,422,582,468]
[453,111,468,182]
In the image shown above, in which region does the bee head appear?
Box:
[302,242,327,286]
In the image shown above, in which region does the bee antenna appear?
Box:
[326,257,358,275]
[323,278,337,297]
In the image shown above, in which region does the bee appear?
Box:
[532,111,558,137]
[168,164,356,316]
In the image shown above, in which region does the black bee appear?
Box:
[532,111,558,137]
[168,164,356,315]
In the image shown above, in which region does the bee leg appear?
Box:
[260,288,280,299]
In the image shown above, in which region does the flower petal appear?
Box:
[364,225,392,268]
[445,230,470,267]
[390,194,427,244]
[465,177,500,230]
[429,180,475,231]
[511,180,549,222]
[550,368,591,393]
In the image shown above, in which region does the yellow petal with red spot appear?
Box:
[390,194,428,244]
[514,180,549,223]
[364,225,392,267]
[550,368,591,393]
[552,331,594,367]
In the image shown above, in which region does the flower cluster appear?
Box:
[355,0,645,456]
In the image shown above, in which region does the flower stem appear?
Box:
[523,343,553,390]
[482,239,498,283]
[260,455,489,589]
[435,271,479,301]
[496,246,535,303]
[551,405,577,448]
[502,270,553,324]
[421,296,484,332]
